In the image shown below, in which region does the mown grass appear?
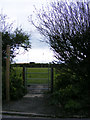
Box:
[12,67,56,85]
[26,68,51,85]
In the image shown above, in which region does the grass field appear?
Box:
[12,66,56,85]
[26,68,51,85]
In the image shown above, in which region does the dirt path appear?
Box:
[3,85,61,117]
[27,84,49,94]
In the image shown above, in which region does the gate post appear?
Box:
[51,67,53,93]
[23,66,25,87]
[6,45,10,102]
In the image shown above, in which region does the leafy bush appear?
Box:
[2,66,27,101]
[10,67,27,100]
[65,100,81,112]
[52,65,89,115]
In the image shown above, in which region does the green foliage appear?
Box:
[10,67,27,100]
[2,29,31,66]
[52,65,89,115]
[2,67,27,101]
[64,100,81,112]
[1,13,31,66]
[1,13,30,100]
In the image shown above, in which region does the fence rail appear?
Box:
[26,78,49,80]
[26,72,48,74]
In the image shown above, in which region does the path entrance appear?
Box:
[3,64,62,117]
[3,93,61,117]
[24,67,51,94]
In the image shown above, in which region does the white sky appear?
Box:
[0,0,55,63]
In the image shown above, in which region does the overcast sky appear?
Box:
[0,0,55,63]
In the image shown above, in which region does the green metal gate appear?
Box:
[25,67,51,93]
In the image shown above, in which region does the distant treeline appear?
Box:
[11,62,60,68]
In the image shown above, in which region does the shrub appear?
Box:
[64,99,81,113]
[52,65,89,115]
[2,66,27,101]
[10,67,27,100]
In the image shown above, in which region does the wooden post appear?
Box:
[6,45,10,102]
[23,66,25,87]
[51,67,53,93]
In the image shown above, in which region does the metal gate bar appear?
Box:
[25,67,51,93]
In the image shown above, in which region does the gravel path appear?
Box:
[2,85,89,119]
[2,85,61,117]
